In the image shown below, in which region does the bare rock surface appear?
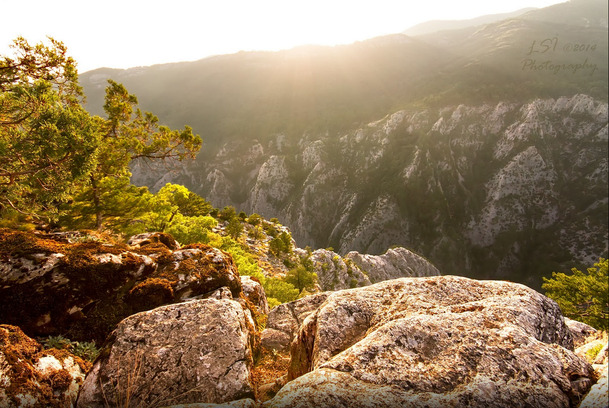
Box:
[76,298,256,407]
[564,317,598,348]
[0,324,89,408]
[579,364,608,408]
[265,276,594,408]
[241,276,270,315]
[162,399,258,408]
[345,247,440,283]
[260,292,330,352]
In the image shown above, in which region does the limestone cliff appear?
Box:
[134,95,608,289]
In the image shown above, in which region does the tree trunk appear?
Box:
[90,175,103,230]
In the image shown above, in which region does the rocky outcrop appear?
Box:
[580,364,608,408]
[575,330,608,408]
[345,247,440,283]
[564,317,598,348]
[267,276,594,408]
[0,324,89,408]
[0,229,241,343]
[260,292,330,352]
[162,400,258,408]
[77,298,256,407]
[309,247,440,291]
[241,276,270,315]
[309,249,371,291]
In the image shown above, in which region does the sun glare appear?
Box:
[1,0,566,72]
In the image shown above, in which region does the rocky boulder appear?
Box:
[77,298,256,407]
[0,229,241,343]
[576,331,608,408]
[0,324,89,408]
[266,276,594,408]
[260,292,330,352]
[580,364,608,408]
[241,276,270,315]
[162,400,258,408]
[127,232,180,250]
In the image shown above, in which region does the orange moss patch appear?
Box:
[127,278,174,312]
[46,369,73,390]
[0,325,85,407]
[1,229,249,346]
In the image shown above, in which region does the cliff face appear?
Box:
[134,94,608,288]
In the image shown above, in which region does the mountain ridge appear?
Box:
[402,7,536,36]
[80,0,608,289]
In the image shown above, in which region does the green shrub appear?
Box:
[165,215,217,245]
[269,231,293,256]
[42,335,100,362]
[264,278,299,304]
[72,341,100,362]
[247,213,263,225]
[543,258,608,330]
[285,266,317,293]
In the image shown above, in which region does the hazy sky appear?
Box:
[2,0,565,73]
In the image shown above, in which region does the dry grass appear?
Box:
[251,348,291,401]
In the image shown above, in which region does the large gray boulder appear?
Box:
[76,298,256,407]
[564,317,598,348]
[265,276,594,408]
[241,276,270,315]
[260,292,330,352]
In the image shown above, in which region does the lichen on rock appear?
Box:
[76,299,256,407]
[268,276,595,408]
[0,324,89,408]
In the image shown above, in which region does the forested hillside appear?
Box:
[79,0,608,289]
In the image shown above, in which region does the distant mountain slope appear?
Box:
[80,0,608,289]
[403,7,535,36]
[134,94,607,290]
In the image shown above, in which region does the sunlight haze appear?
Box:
[3,0,566,72]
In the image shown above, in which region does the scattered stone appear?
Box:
[76,299,256,407]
